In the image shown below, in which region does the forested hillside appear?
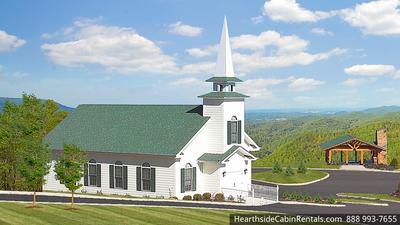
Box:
[246,111,400,168]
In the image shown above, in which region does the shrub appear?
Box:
[282,191,290,200]
[390,158,399,169]
[314,194,322,203]
[303,193,312,202]
[272,161,283,174]
[214,193,225,202]
[297,161,307,174]
[193,193,202,201]
[294,192,303,201]
[169,196,178,200]
[284,165,294,176]
[182,195,192,201]
[202,192,212,201]
[327,195,335,204]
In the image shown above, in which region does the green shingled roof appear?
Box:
[320,135,355,150]
[198,92,249,98]
[319,134,384,150]
[45,105,209,155]
[198,146,240,162]
[205,77,243,82]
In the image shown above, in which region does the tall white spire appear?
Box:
[215,16,235,77]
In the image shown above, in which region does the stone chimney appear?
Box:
[376,129,387,150]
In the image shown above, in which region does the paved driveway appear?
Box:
[252,168,400,198]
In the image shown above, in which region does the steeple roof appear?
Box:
[215,16,235,77]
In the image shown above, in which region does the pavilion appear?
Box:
[320,129,388,165]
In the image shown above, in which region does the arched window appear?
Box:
[181,163,196,192]
[228,116,242,144]
[114,161,123,188]
[141,162,151,191]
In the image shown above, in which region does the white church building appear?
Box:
[44,18,260,200]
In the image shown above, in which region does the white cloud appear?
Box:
[168,21,203,37]
[180,62,215,74]
[41,19,179,74]
[187,30,346,73]
[169,77,203,86]
[263,0,335,23]
[340,0,400,36]
[251,15,264,24]
[288,76,324,91]
[233,48,346,74]
[238,78,285,99]
[344,64,396,76]
[185,45,217,57]
[0,30,26,52]
[311,28,334,36]
[342,78,373,87]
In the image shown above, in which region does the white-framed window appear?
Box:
[88,159,97,186]
[184,163,193,192]
[231,116,238,143]
[114,161,123,189]
[141,162,151,191]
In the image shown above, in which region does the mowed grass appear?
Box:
[0,202,243,225]
[252,170,328,184]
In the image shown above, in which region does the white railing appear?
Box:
[221,187,250,202]
[250,184,279,202]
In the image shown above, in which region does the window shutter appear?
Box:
[123,166,128,190]
[238,120,242,144]
[192,167,196,191]
[96,164,101,187]
[150,168,156,192]
[136,167,141,191]
[109,165,114,188]
[180,168,185,193]
[227,121,232,145]
[84,163,88,186]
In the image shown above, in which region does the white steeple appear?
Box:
[215,16,235,77]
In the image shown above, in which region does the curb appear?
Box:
[253,167,400,173]
[252,173,329,186]
[336,194,400,204]
[0,200,271,213]
[279,201,345,207]
[340,201,388,206]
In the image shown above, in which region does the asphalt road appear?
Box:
[252,168,400,198]
[0,170,399,215]
[1,193,400,214]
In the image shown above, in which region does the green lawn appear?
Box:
[0,202,246,225]
[337,193,400,203]
[252,170,328,184]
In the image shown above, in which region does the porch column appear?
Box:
[328,150,332,164]
[360,151,364,165]
[340,151,343,163]
[345,150,349,164]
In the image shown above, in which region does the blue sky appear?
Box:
[1,0,400,109]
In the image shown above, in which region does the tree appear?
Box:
[272,161,282,174]
[18,139,50,207]
[297,161,307,174]
[0,93,69,191]
[284,165,294,176]
[55,144,87,209]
